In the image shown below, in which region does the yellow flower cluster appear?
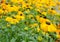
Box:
[0,0,60,40]
[36,15,57,32]
[0,0,59,31]
[6,11,25,24]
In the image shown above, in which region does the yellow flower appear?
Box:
[6,6,12,12]
[39,17,46,23]
[17,11,24,15]
[44,5,49,8]
[41,23,48,32]
[9,19,19,24]
[22,2,27,8]
[35,3,43,8]
[4,10,8,13]
[48,24,57,32]
[41,21,57,32]
[48,9,57,14]
[1,0,6,3]
[1,3,8,10]
[36,15,51,23]
[5,17,13,22]
[11,0,18,3]
[7,5,19,12]
[57,1,60,5]
[36,15,40,22]
[20,16,25,20]
[14,11,25,21]
[11,19,19,24]
[5,17,19,24]
[13,6,19,11]
[42,12,47,16]
[0,9,4,13]
[18,0,24,2]
[15,15,21,21]
[17,11,25,20]
[50,1,56,6]
[52,10,57,14]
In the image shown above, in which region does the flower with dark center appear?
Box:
[40,16,42,17]
[43,16,47,19]
[2,8,5,11]
[25,1,28,3]
[26,5,29,7]
[20,14,23,16]
[1,0,4,3]
[46,21,51,25]
[51,8,54,10]
[5,3,8,5]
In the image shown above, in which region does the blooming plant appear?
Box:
[0,0,60,42]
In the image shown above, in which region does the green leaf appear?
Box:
[10,38,16,42]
